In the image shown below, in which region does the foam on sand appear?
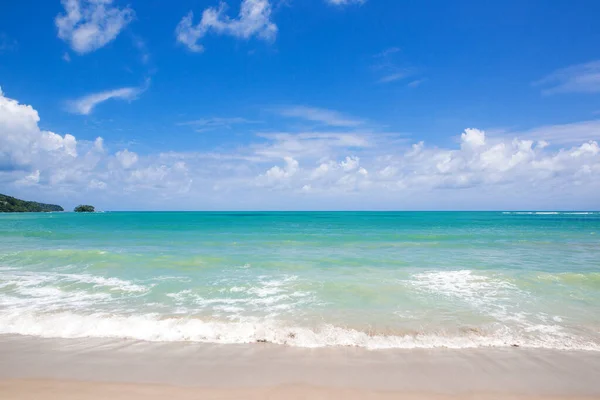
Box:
[0,310,598,351]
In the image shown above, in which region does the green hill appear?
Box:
[0,193,64,212]
[74,205,95,212]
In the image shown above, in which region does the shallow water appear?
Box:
[1,211,599,349]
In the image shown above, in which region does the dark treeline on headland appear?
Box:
[0,193,64,212]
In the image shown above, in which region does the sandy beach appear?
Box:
[3,379,600,400]
[1,334,599,399]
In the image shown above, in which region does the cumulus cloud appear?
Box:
[0,88,191,207]
[2,88,600,210]
[534,60,600,94]
[176,0,277,53]
[67,81,148,115]
[115,149,138,169]
[340,155,360,171]
[15,170,40,186]
[461,128,486,149]
[55,0,134,54]
[260,156,299,186]
[0,89,78,171]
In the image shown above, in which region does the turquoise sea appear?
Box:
[1,212,599,350]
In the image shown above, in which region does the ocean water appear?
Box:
[0,211,599,350]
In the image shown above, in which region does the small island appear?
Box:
[0,193,64,212]
[74,205,95,213]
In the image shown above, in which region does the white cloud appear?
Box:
[372,47,420,85]
[408,79,426,88]
[326,0,366,5]
[93,137,105,152]
[254,132,371,160]
[2,88,600,210]
[260,156,299,186]
[176,0,277,53]
[15,170,40,186]
[115,149,138,169]
[461,128,486,149]
[0,89,79,171]
[379,71,410,83]
[178,117,260,132]
[378,165,397,178]
[311,161,334,179]
[67,81,148,115]
[340,155,360,171]
[508,120,600,145]
[55,0,134,54]
[278,106,364,127]
[88,179,107,189]
[0,88,190,207]
[534,60,600,94]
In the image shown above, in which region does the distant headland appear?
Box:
[0,193,64,212]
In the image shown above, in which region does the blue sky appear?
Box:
[1,0,600,210]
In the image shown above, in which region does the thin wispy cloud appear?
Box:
[534,60,600,94]
[379,71,411,83]
[408,79,426,88]
[132,35,150,65]
[67,80,149,115]
[0,33,17,53]
[326,0,367,6]
[176,0,277,53]
[510,120,600,145]
[178,117,261,132]
[278,106,364,127]
[55,0,134,54]
[373,47,400,58]
[372,47,421,85]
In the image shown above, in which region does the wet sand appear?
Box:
[1,335,599,399]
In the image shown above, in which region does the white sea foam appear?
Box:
[2,266,597,351]
[401,270,596,349]
[406,270,536,325]
[62,274,151,293]
[0,311,598,351]
[407,270,522,314]
[0,270,151,314]
[161,274,312,319]
[0,270,150,294]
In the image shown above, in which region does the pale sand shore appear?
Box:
[2,379,599,400]
[1,335,600,399]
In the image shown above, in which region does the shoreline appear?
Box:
[1,334,600,398]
